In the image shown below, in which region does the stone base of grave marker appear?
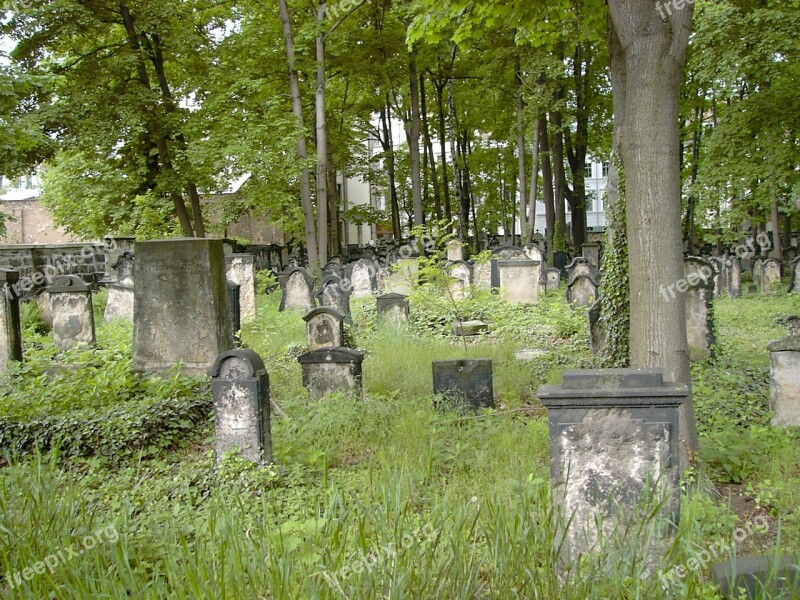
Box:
[298,347,365,400]
[376,293,409,325]
[432,359,494,412]
[537,369,687,569]
[768,334,800,427]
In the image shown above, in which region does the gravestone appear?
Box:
[0,270,23,370]
[447,239,465,262]
[537,369,688,567]
[471,261,492,291]
[317,275,351,317]
[452,320,489,337]
[298,347,365,400]
[566,257,601,286]
[384,259,418,295]
[209,349,272,464]
[588,299,606,354]
[102,238,135,282]
[761,259,782,294]
[712,555,800,599]
[524,244,545,266]
[553,251,569,276]
[227,280,241,338]
[566,275,598,308]
[498,259,540,304]
[581,243,601,267]
[710,256,728,298]
[789,257,800,294]
[348,259,377,298]
[376,293,409,325]
[104,252,134,322]
[446,261,472,300]
[490,246,527,289]
[303,307,345,351]
[225,254,257,323]
[728,257,742,298]
[432,359,494,411]
[767,334,800,427]
[279,267,316,312]
[48,275,95,350]
[752,258,764,291]
[546,268,562,292]
[322,259,345,281]
[684,257,716,360]
[134,238,232,377]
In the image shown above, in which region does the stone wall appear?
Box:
[0,243,108,296]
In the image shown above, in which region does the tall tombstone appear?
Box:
[789,257,800,294]
[709,256,728,298]
[134,238,232,377]
[498,259,540,304]
[767,334,800,427]
[348,259,378,298]
[546,267,562,292]
[298,347,365,400]
[48,275,95,350]
[317,275,351,317]
[104,252,135,322]
[279,267,316,312]
[209,349,272,464]
[537,369,688,567]
[751,257,764,291]
[581,243,601,267]
[727,257,742,298]
[567,275,598,308]
[376,293,409,325]
[0,270,23,370]
[225,254,257,323]
[446,239,465,262]
[446,261,472,300]
[303,307,345,351]
[761,259,782,294]
[684,256,715,360]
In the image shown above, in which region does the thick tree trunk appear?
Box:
[515,55,527,246]
[279,0,318,267]
[315,3,328,266]
[408,48,423,226]
[608,0,698,457]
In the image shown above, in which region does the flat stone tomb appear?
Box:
[303,307,345,351]
[48,275,95,350]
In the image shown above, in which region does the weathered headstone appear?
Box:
[104,252,134,322]
[588,298,606,354]
[566,257,600,285]
[322,259,346,281]
[279,267,316,312]
[581,243,601,267]
[432,358,494,411]
[317,275,351,317]
[48,275,95,350]
[471,261,492,291]
[498,259,540,304]
[209,349,272,464]
[303,307,345,351]
[446,261,472,300]
[446,239,465,262]
[761,259,782,294]
[728,257,742,298]
[789,257,800,294]
[768,333,800,427]
[376,293,409,325]
[384,259,418,295]
[348,259,377,298]
[227,280,241,337]
[225,254,257,323]
[298,347,365,400]
[710,256,729,298]
[0,270,23,369]
[537,369,688,567]
[524,243,545,266]
[684,256,715,360]
[566,275,598,308]
[752,257,764,291]
[134,238,232,377]
[546,267,562,292]
[490,246,527,289]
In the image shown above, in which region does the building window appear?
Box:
[585,164,593,178]
[586,190,597,212]
[602,162,610,177]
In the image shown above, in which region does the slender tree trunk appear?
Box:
[315,2,328,266]
[326,143,340,255]
[279,0,318,267]
[525,120,540,244]
[421,77,442,221]
[766,131,783,260]
[434,80,452,223]
[608,0,698,458]
[550,110,568,250]
[381,101,401,238]
[448,79,464,239]
[408,48,423,226]
[515,55,527,246]
[539,116,555,255]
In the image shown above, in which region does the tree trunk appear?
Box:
[326,143,340,255]
[315,2,328,266]
[550,110,568,251]
[381,101,402,239]
[449,78,464,239]
[420,76,442,221]
[539,116,555,256]
[408,48,423,226]
[524,120,540,244]
[608,0,698,458]
[515,55,527,246]
[279,0,318,268]
[434,79,452,223]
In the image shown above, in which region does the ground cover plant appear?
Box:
[0,285,798,598]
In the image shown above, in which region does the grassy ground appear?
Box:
[0,284,798,598]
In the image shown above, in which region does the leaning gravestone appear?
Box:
[209,349,272,464]
[376,293,409,325]
[348,259,377,298]
[48,275,95,350]
[471,261,492,291]
[104,253,134,322]
[0,269,23,370]
[498,259,540,304]
[761,259,782,294]
[684,256,715,360]
[134,238,232,377]
[225,254,257,323]
[317,276,351,317]
[298,347,365,400]
[768,333,800,427]
[303,307,345,351]
[537,369,688,568]
[279,267,316,312]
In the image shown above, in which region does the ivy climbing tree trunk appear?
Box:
[608,0,699,459]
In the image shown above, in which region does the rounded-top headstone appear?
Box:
[209,348,266,379]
